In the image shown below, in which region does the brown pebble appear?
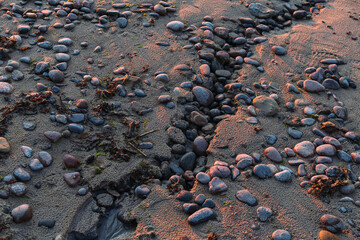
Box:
[63,154,80,168]
[319,230,343,240]
[76,99,88,109]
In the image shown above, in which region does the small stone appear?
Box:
[288,127,303,139]
[209,177,228,194]
[38,151,52,167]
[49,70,64,83]
[135,185,151,198]
[248,3,276,18]
[63,154,80,168]
[192,86,214,106]
[196,172,211,184]
[316,144,336,156]
[23,121,36,131]
[187,208,215,225]
[9,182,28,197]
[272,46,287,55]
[253,95,279,116]
[264,147,282,163]
[209,165,230,178]
[44,131,61,142]
[236,189,258,206]
[272,229,291,240]
[11,204,33,223]
[176,190,192,202]
[182,203,200,214]
[253,164,273,179]
[38,219,56,229]
[96,193,114,207]
[29,159,44,171]
[257,206,272,222]
[0,82,14,94]
[166,21,185,31]
[167,127,186,144]
[63,172,81,187]
[13,168,31,182]
[320,214,345,233]
[0,137,10,153]
[274,170,292,182]
[193,136,208,156]
[303,80,325,93]
[76,99,88,109]
[318,230,342,240]
[190,111,208,126]
[294,141,315,158]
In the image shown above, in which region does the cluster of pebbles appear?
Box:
[0,0,359,239]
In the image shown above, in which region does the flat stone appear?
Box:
[166,21,185,31]
[63,154,80,168]
[63,172,81,187]
[196,172,210,184]
[274,170,292,182]
[253,164,273,179]
[236,189,258,206]
[44,131,62,142]
[303,80,325,93]
[316,144,336,156]
[209,165,230,178]
[0,82,14,94]
[13,168,31,182]
[187,208,215,225]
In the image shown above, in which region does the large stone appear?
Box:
[209,177,228,194]
[303,80,325,93]
[264,147,282,163]
[187,208,215,225]
[192,86,214,106]
[236,189,258,206]
[320,214,345,233]
[11,204,33,223]
[0,82,14,94]
[253,95,279,116]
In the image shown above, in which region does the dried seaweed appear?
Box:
[309,168,351,196]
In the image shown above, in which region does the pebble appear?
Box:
[253,95,279,116]
[209,177,228,194]
[236,189,258,206]
[44,131,62,142]
[187,208,215,225]
[0,137,10,153]
[38,219,56,229]
[176,190,193,202]
[272,46,287,55]
[272,229,291,240]
[166,21,185,31]
[318,230,342,240]
[257,206,273,222]
[196,172,211,184]
[29,159,44,171]
[192,86,214,106]
[0,82,14,94]
[13,168,31,182]
[135,185,151,198]
[183,203,200,214]
[180,152,196,171]
[294,141,315,158]
[78,188,88,196]
[68,123,84,133]
[264,147,282,163]
[190,111,208,127]
[21,146,33,158]
[63,172,81,187]
[96,193,114,207]
[63,154,80,168]
[209,165,230,178]
[253,164,273,179]
[10,182,28,196]
[195,194,207,205]
[320,214,345,233]
[193,136,208,156]
[38,151,52,167]
[288,127,303,139]
[303,80,325,92]
[11,204,33,223]
[274,170,292,182]
[316,144,336,156]
[167,127,186,144]
[76,99,88,109]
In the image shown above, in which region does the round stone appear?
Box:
[264,147,282,163]
[11,204,33,223]
[294,141,315,158]
[63,154,80,168]
[272,229,291,240]
[166,21,185,31]
[253,95,279,116]
[49,70,64,83]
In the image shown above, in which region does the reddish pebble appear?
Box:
[76,99,88,109]
[63,154,80,168]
